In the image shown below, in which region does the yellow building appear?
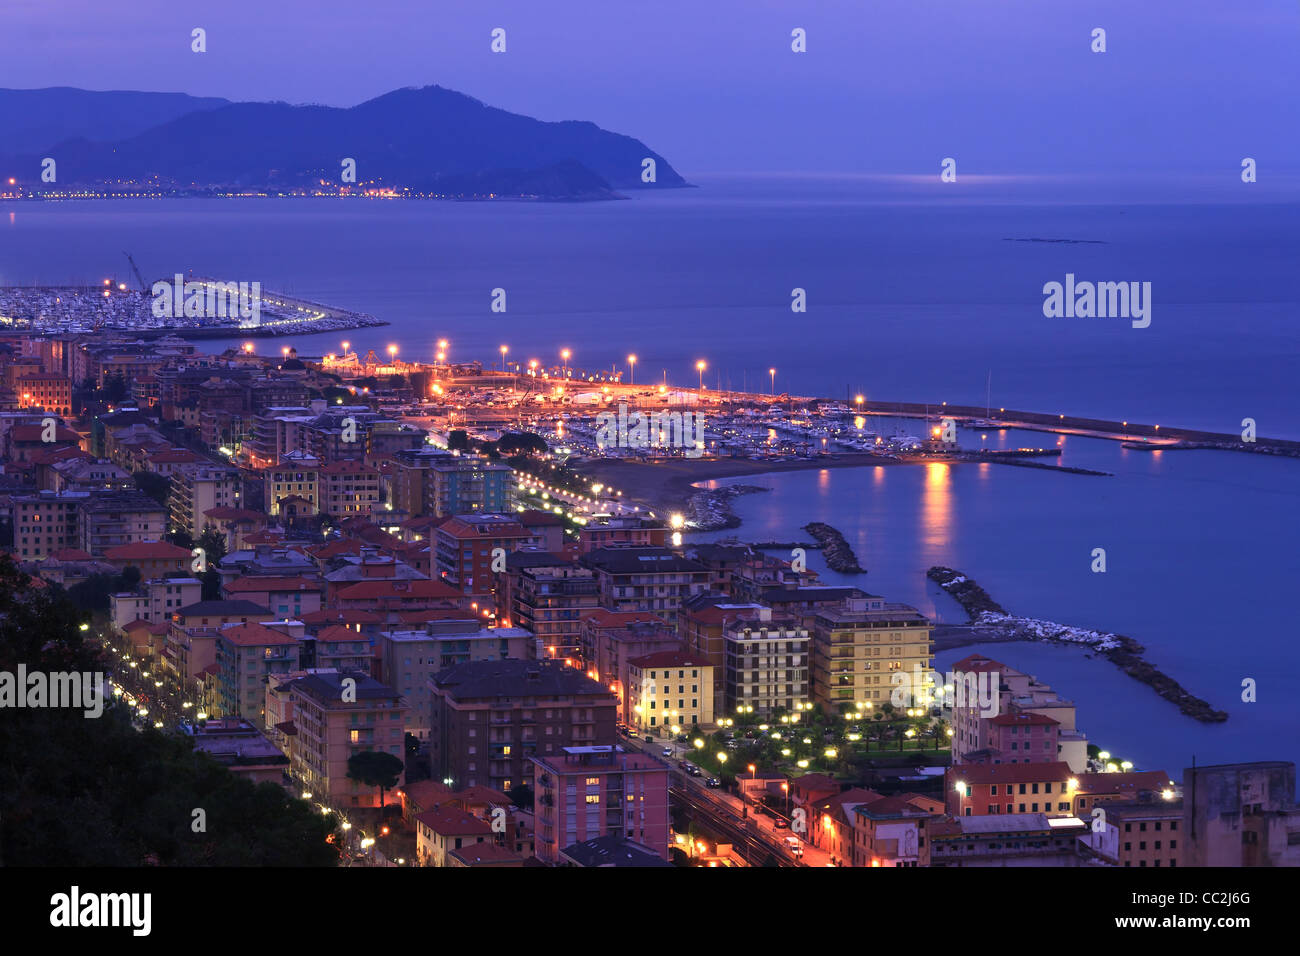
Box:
[265,455,320,517]
[811,594,933,712]
[627,651,714,733]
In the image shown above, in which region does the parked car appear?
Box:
[706,777,721,788]
[661,748,673,758]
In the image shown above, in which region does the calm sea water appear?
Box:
[694,424,1300,776]
[2,176,1297,437]
[2,180,1296,773]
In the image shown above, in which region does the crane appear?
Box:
[124,252,148,293]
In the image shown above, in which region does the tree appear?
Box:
[447,430,470,452]
[346,751,404,810]
[0,554,339,866]
[102,374,128,403]
[498,432,548,456]
[197,526,228,564]
[133,470,172,507]
[508,782,534,810]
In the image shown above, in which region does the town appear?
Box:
[1,325,1296,869]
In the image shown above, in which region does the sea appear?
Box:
[2,175,1296,774]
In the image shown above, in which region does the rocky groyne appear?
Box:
[686,485,768,531]
[927,566,1227,723]
[804,522,866,573]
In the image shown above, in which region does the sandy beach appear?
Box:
[573,452,902,517]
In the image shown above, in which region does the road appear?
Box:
[623,733,829,867]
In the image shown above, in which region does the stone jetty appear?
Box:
[804,522,866,573]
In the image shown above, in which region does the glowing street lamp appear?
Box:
[388,344,398,364]
[342,340,350,353]
[561,349,571,375]
[500,344,508,371]
[696,360,706,391]
[627,354,637,384]
[769,367,776,395]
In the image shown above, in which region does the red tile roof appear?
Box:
[300,608,382,625]
[224,575,321,593]
[946,761,1074,785]
[415,807,493,836]
[337,579,463,601]
[989,712,1060,727]
[105,541,192,561]
[582,608,667,629]
[629,650,709,669]
[218,622,298,647]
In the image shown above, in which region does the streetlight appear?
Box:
[561,349,571,376]
[387,344,398,365]
[627,354,637,385]
[769,367,776,396]
[696,360,706,391]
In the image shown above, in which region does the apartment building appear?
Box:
[949,653,1090,773]
[499,552,599,661]
[580,547,711,628]
[110,575,202,629]
[319,459,381,520]
[380,620,533,740]
[721,606,810,716]
[531,746,671,864]
[77,491,167,556]
[435,513,533,604]
[429,659,618,793]
[15,372,72,416]
[216,620,303,723]
[580,611,682,718]
[626,651,714,733]
[810,593,932,712]
[391,448,513,518]
[6,489,88,559]
[273,670,408,809]
[1183,761,1300,867]
[165,599,275,685]
[168,463,242,540]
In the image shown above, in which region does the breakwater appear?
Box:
[804,522,866,573]
[849,399,1300,453]
[949,452,1112,477]
[687,485,769,531]
[927,566,1227,723]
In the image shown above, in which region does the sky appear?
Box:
[3,0,1299,178]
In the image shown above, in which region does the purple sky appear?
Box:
[4,0,1298,177]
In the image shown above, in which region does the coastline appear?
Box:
[574,450,1108,530]
[574,452,904,521]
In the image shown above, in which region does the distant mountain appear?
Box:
[0,87,233,154]
[0,85,688,199]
